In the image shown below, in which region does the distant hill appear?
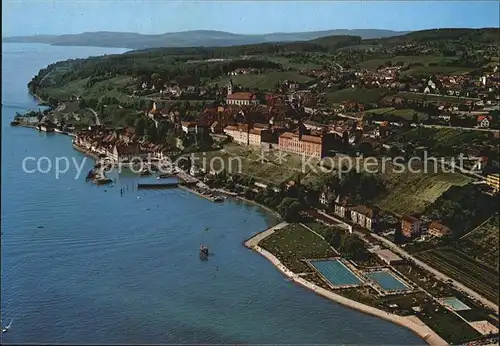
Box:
[365,28,500,45]
[2,29,409,49]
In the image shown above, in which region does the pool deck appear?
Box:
[245,226,449,346]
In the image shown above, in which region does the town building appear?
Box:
[375,249,405,266]
[350,205,376,231]
[333,196,348,218]
[427,221,451,238]
[226,79,258,106]
[278,132,335,159]
[110,143,142,162]
[181,121,197,134]
[486,173,500,193]
[223,125,262,146]
[477,116,492,128]
[401,214,423,238]
[226,92,259,106]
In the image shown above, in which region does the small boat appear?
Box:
[94,177,112,185]
[2,320,13,333]
[140,168,152,176]
[200,244,209,260]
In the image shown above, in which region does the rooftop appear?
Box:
[376,249,403,263]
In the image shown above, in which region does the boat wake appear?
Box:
[2,319,13,333]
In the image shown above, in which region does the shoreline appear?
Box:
[244,227,449,346]
[7,117,447,345]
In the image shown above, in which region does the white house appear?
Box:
[477,116,492,128]
[181,121,197,134]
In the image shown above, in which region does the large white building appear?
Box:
[224,125,262,146]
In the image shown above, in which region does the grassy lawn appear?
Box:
[458,214,499,272]
[325,87,392,105]
[415,247,499,305]
[259,223,337,273]
[213,71,314,91]
[202,144,320,185]
[418,307,482,344]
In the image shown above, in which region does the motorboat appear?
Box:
[2,320,13,333]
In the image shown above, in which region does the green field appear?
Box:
[415,247,499,305]
[358,107,429,121]
[213,71,314,91]
[359,55,458,71]
[43,76,134,102]
[325,87,392,105]
[458,214,499,271]
[202,144,320,185]
[259,223,337,273]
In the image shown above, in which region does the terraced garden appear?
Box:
[415,247,499,305]
[374,165,472,216]
[458,214,499,272]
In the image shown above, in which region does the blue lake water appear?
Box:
[1,42,424,344]
[310,259,363,287]
[366,271,410,291]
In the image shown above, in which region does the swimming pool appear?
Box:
[442,297,471,311]
[309,259,362,287]
[365,271,410,291]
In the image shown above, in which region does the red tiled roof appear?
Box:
[478,116,492,122]
[227,92,256,101]
[402,214,419,224]
[351,205,374,218]
[429,221,451,234]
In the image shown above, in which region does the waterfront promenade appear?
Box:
[245,224,449,346]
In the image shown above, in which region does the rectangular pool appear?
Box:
[309,259,362,287]
[365,271,410,291]
[442,297,471,311]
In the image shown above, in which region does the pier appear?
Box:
[137,182,179,189]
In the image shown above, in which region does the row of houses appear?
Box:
[73,127,174,162]
[320,193,453,238]
[401,214,451,238]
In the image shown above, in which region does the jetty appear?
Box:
[137,182,179,189]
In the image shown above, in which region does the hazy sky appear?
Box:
[2,0,499,36]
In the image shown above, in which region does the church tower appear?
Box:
[227,79,233,96]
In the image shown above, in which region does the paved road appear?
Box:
[371,233,499,314]
[89,108,100,125]
[244,221,288,248]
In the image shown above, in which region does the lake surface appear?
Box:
[1,43,424,344]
